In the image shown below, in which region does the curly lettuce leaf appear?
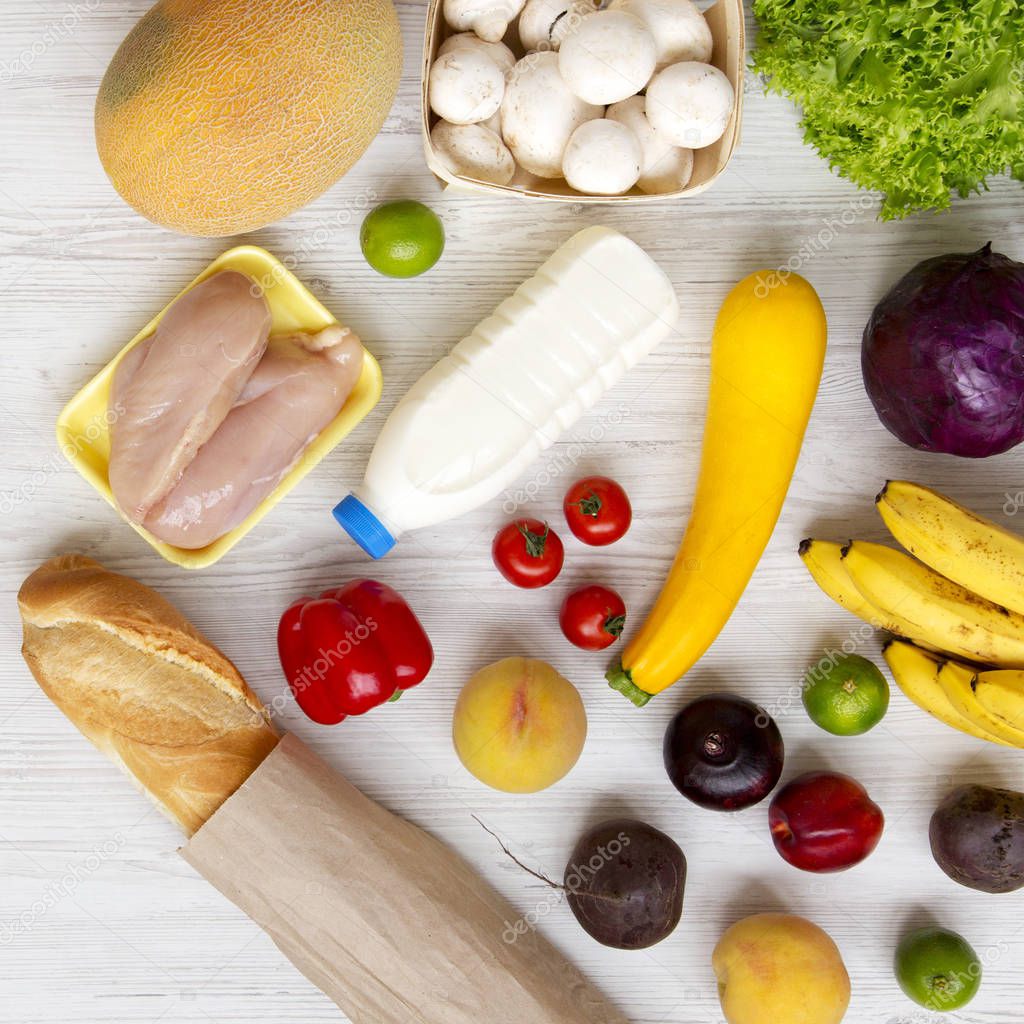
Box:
[752,0,1024,218]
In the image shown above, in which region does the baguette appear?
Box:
[18,554,278,835]
[19,557,629,1022]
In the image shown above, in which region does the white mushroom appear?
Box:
[507,164,545,190]
[431,121,517,185]
[558,10,658,106]
[429,49,506,126]
[481,109,503,135]
[608,0,712,69]
[644,60,734,148]
[438,32,517,75]
[638,145,694,193]
[606,96,672,175]
[444,0,526,43]
[606,95,694,193]
[562,119,641,195]
[518,0,596,52]
[500,51,602,177]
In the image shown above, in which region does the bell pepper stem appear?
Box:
[605,663,653,707]
[388,689,403,703]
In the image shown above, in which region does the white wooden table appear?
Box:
[2,2,1023,1022]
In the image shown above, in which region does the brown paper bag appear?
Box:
[182,734,629,1024]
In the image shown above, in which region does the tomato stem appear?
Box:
[517,521,550,559]
[571,491,602,518]
[604,613,626,638]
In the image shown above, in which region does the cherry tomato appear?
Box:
[559,585,627,650]
[563,476,632,546]
[492,518,564,588]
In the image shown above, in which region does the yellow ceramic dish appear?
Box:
[56,245,383,569]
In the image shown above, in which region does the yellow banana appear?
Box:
[882,639,1013,747]
[800,539,941,653]
[799,539,887,624]
[973,670,1024,734]
[842,541,1024,668]
[936,660,1024,747]
[877,480,1024,616]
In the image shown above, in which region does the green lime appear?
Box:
[360,200,445,278]
[802,653,889,735]
[895,926,981,1011]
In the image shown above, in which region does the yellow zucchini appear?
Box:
[607,271,827,705]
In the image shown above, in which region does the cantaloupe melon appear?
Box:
[95,0,403,237]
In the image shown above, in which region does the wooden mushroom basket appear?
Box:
[421,0,745,203]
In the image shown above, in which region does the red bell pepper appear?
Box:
[277,580,433,725]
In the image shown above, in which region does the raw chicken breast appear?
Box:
[143,326,364,549]
[109,271,272,523]
[108,335,151,417]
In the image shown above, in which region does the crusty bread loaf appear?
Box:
[18,555,278,835]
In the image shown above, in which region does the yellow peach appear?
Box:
[713,913,851,1024]
[453,658,587,793]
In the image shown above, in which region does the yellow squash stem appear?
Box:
[608,270,828,705]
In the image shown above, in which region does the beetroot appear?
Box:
[930,784,1024,893]
[565,819,685,950]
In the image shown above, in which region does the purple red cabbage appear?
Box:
[862,245,1024,458]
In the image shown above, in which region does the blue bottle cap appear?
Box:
[332,494,396,559]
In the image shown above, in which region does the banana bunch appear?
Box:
[800,480,1024,747]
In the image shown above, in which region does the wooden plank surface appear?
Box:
[2,2,1023,1022]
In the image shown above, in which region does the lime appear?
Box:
[895,926,981,1011]
[360,200,445,278]
[802,653,889,735]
